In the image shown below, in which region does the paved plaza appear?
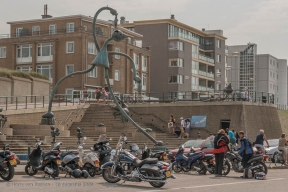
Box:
[0,169,287,192]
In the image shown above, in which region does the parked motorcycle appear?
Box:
[172,145,207,174]
[225,146,268,174]
[91,134,112,175]
[202,154,230,175]
[141,143,168,161]
[25,141,61,179]
[101,136,176,188]
[0,144,16,181]
[58,143,89,178]
[77,137,100,177]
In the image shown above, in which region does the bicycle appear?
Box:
[126,94,144,104]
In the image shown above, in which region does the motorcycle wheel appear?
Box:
[222,161,231,175]
[253,161,268,174]
[25,164,38,176]
[149,182,165,188]
[102,167,121,183]
[196,161,207,175]
[0,164,14,181]
[207,164,215,174]
[172,164,182,173]
[84,164,96,177]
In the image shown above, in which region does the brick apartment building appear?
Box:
[0,12,151,99]
[121,15,227,100]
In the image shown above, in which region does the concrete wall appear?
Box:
[129,102,282,140]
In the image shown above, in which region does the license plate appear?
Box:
[166,171,171,178]
[10,159,17,166]
[95,162,100,167]
[163,156,167,160]
[78,161,82,166]
[56,159,61,165]
[203,162,207,165]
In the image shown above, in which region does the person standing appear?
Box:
[278,133,288,165]
[238,131,253,168]
[83,87,88,102]
[102,88,108,104]
[213,129,229,177]
[179,117,185,139]
[95,87,101,104]
[254,129,270,154]
[244,87,249,101]
[184,119,190,138]
[168,114,175,134]
[226,128,236,146]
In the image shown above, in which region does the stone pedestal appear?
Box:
[132,132,156,141]
[0,135,6,141]
[95,126,106,134]
[0,128,13,136]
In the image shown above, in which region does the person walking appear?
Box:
[238,131,253,169]
[179,117,185,139]
[102,88,108,104]
[184,119,190,138]
[168,114,175,134]
[278,133,288,165]
[95,88,101,103]
[226,128,236,147]
[83,87,88,102]
[213,129,229,177]
[254,129,270,154]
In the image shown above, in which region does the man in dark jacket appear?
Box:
[238,131,253,168]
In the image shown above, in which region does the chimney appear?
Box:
[120,16,126,24]
[202,28,205,31]
[171,14,175,20]
[42,4,53,19]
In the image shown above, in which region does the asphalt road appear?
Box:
[0,169,287,192]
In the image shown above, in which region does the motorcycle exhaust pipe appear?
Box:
[193,166,201,171]
[142,179,168,183]
[44,167,54,174]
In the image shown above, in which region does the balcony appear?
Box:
[192,85,198,90]
[207,73,214,79]
[199,54,214,64]
[168,32,199,44]
[199,86,207,91]
[192,69,198,75]
[198,70,215,79]
[199,71,207,77]
[207,88,215,92]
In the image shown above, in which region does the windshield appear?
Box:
[184,140,203,148]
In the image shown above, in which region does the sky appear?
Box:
[0,0,287,60]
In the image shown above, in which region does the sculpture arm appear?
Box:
[93,7,118,52]
[108,51,142,93]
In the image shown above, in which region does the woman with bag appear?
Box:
[213,129,229,177]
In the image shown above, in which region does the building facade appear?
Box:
[121,16,227,100]
[0,14,151,99]
[227,43,287,109]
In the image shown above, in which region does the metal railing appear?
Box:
[199,54,215,64]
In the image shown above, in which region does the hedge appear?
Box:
[0,68,48,80]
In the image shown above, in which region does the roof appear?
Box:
[121,19,227,40]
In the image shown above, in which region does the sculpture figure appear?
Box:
[42,6,163,146]
[50,126,60,143]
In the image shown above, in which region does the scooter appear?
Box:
[78,137,100,177]
[25,141,61,179]
[0,144,17,181]
[172,145,207,174]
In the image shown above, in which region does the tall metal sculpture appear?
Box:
[41,6,163,146]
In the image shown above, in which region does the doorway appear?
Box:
[220,120,230,129]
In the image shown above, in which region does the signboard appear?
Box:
[190,116,207,128]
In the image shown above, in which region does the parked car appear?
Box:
[168,140,214,162]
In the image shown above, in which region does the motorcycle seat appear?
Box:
[187,151,202,157]
[133,158,158,167]
[42,150,58,158]
[60,151,74,159]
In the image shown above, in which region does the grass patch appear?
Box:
[0,68,48,80]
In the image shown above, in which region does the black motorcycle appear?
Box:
[25,141,61,179]
[0,144,16,181]
[202,154,231,175]
[91,138,112,175]
[141,144,168,161]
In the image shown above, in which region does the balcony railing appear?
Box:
[168,32,199,44]
[192,85,198,90]
[207,73,214,79]
[199,54,215,64]
[207,88,215,92]
[199,86,207,91]
[198,70,215,79]
[199,70,207,77]
[192,69,198,75]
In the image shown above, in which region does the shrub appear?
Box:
[0,68,48,80]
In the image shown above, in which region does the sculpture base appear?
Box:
[51,141,55,149]
[41,118,55,125]
[0,135,6,141]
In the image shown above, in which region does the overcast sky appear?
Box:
[0,0,287,60]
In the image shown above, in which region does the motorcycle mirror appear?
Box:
[84,137,87,140]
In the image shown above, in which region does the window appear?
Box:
[270,59,272,65]
[217,39,221,48]
[88,42,97,55]
[168,75,184,84]
[115,48,120,59]
[17,66,31,72]
[66,65,74,75]
[273,60,275,66]
[169,41,183,51]
[273,73,275,78]
[66,89,73,101]
[37,65,52,82]
[142,74,147,90]
[88,65,97,77]
[192,60,198,74]
[16,28,23,37]
[114,70,120,81]
[66,23,74,33]
[270,71,272,77]
[277,62,278,68]
[134,53,139,69]
[169,58,184,67]
[0,47,6,58]
[66,42,74,53]
[17,44,32,63]
[49,25,56,34]
[142,56,147,72]
[32,26,40,36]
[37,43,53,62]
[217,54,221,62]
[192,44,198,58]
